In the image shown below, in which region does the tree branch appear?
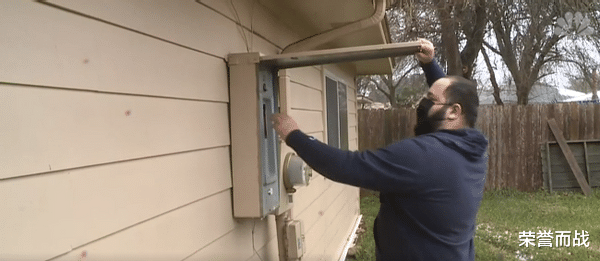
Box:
[483,41,501,55]
[393,64,420,89]
[481,47,504,105]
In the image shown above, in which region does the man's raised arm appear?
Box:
[415,39,445,87]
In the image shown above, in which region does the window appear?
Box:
[326,76,348,150]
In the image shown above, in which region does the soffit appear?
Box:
[259,0,395,74]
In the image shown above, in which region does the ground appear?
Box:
[347,188,600,261]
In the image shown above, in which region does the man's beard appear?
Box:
[414,98,448,136]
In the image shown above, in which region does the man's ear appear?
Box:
[447,103,462,120]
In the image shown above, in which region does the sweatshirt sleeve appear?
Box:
[285,130,427,193]
[421,61,445,87]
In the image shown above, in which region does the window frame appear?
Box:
[323,71,349,150]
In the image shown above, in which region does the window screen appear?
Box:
[326,76,348,150]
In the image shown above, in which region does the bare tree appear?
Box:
[373,0,599,106]
[357,57,420,107]
[561,39,600,101]
[392,0,487,79]
[484,0,600,104]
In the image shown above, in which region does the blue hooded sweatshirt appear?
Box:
[283,62,489,260]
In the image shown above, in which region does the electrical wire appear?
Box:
[252,220,265,261]
[250,0,256,52]
[230,0,250,52]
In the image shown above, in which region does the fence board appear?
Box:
[358,103,600,191]
[569,103,580,140]
[595,104,600,139]
[493,106,502,189]
[584,105,594,140]
[532,104,549,190]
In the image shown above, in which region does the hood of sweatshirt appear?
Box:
[428,128,488,160]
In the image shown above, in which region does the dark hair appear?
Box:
[443,76,479,128]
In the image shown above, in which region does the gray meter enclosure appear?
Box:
[229,53,280,218]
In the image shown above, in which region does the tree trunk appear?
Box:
[516,82,530,105]
[435,0,463,76]
[380,74,398,108]
[592,70,599,101]
[458,0,487,79]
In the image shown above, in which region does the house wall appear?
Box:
[0,1,359,260]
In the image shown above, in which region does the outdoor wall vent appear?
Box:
[228,41,421,218]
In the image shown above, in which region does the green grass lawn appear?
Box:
[353,189,600,260]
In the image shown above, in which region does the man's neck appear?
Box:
[440,118,465,130]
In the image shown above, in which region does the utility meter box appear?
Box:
[283,153,312,193]
[286,220,306,259]
[229,53,280,218]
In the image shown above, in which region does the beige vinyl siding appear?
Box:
[342,67,359,151]
[290,110,325,134]
[0,1,229,102]
[290,83,323,111]
[0,86,229,179]
[281,63,361,260]
[307,187,359,260]
[1,1,360,260]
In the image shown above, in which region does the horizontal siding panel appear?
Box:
[349,113,357,127]
[48,0,288,56]
[0,147,232,260]
[297,183,346,247]
[349,126,358,141]
[0,1,228,102]
[348,101,357,113]
[289,66,323,91]
[291,82,323,111]
[185,216,276,261]
[51,190,236,261]
[347,88,357,102]
[185,228,252,261]
[349,139,358,151]
[290,110,324,134]
[244,237,280,261]
[302,185,357,260]
[193,0,298,50]
[48,0,243,57]
[314,188,359,260]
[323,199,360,260]
[242,216,278,261]
[293,174,332,216]
[0,85,229,179]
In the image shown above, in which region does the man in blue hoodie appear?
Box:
[272,39,488,261]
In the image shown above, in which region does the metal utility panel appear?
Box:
[229,53,280,218]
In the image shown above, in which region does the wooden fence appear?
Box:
[358,103,600,191]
